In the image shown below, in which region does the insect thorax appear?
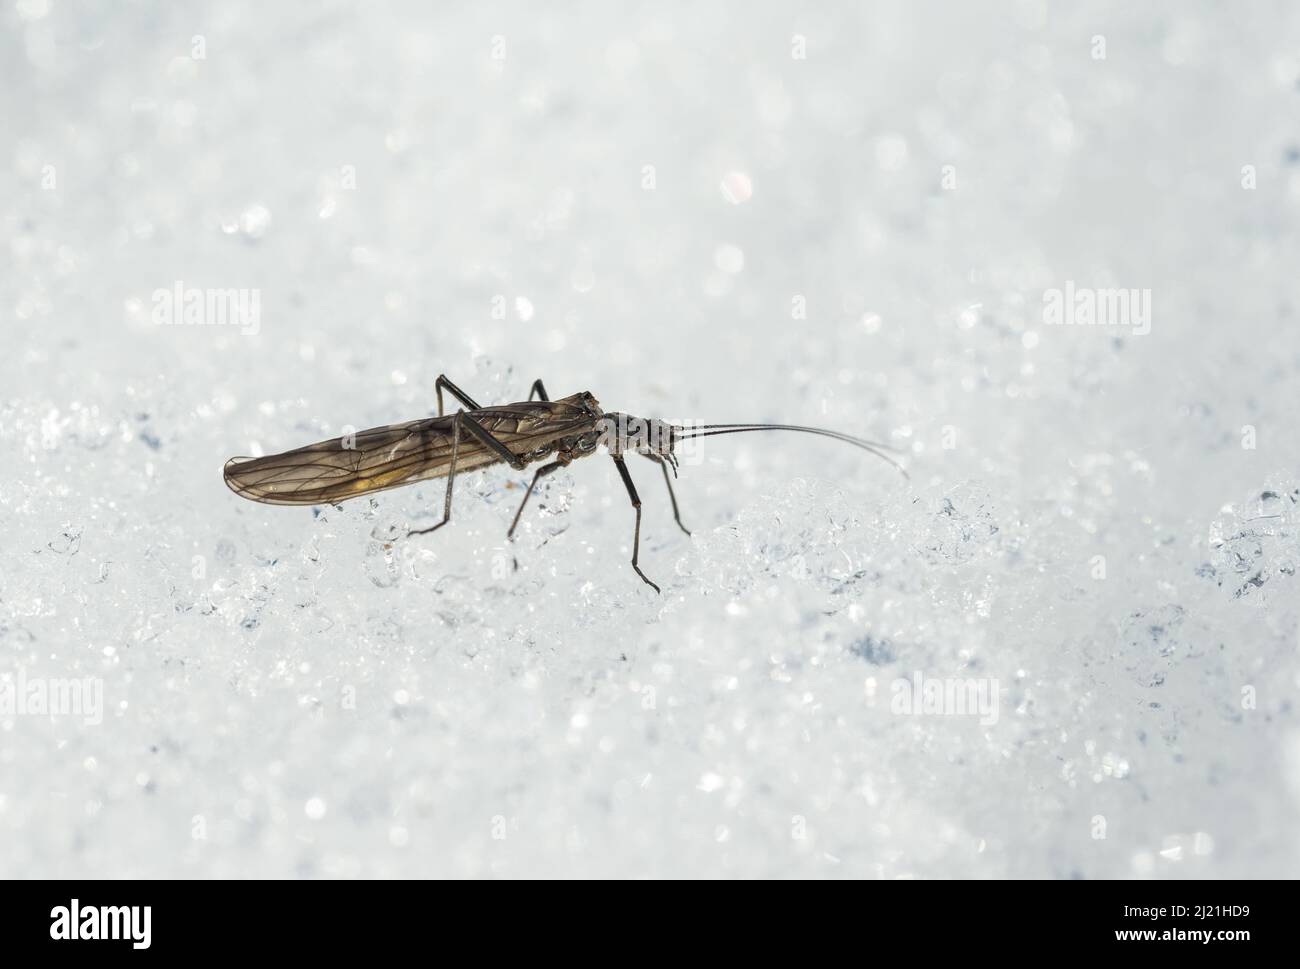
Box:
[597,413,674,457]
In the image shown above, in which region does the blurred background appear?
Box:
[2,0,1299,877]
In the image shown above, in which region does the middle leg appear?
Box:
[407,410,529,537]
[507,458,566,539]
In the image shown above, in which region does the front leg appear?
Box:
[612,455,660,593]
[643,454,690,536]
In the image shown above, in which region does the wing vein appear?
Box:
[224,408,594,505]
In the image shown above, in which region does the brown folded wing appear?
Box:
[224,401,596,506]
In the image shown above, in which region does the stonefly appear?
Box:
[224,375,905,592]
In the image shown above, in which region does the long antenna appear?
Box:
[673,423,909,478]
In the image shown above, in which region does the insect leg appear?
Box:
[644,455,690,536]
[458,412,529,469]
[435,374,482,417]
[507,459,565,539]
[527,379,550,402]
[407,411,463,537]
[611,455,660,593]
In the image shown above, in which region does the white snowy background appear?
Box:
[3,0,1300,878]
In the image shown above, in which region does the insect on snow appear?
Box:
[224,375,906,592]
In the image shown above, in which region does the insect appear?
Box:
[224,374,905,592]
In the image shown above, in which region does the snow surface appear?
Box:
[3,1,1300,878]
